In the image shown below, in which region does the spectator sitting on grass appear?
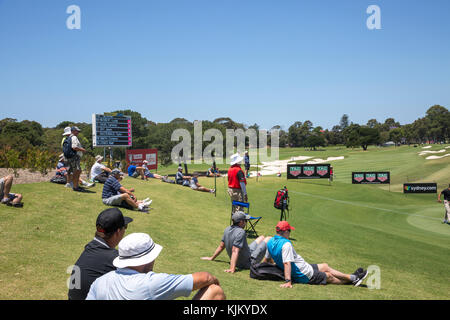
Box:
[201,211,271,273]
[86,233,226,300]
[175,166,191,186]
[102,169,152,212]
[262,221,368,288]
[55,154,94,188]
[90,155,112,184]
[206,165,221,177]
[141,160,165,181]
[68,207,133,300]
[0,174,23,208]
[127,161,145,179]
[189,173,215,194]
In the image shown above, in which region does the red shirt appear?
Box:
[228,164,246,189]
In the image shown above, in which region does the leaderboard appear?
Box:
[92,113,132,147]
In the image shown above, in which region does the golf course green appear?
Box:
[0,145,449,299]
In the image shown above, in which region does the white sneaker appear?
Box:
[65,183,73,188]
[138,203,148,212]
[143,199,152,207]
[142,198,150,203]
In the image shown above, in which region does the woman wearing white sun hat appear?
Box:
[86,233,226,300]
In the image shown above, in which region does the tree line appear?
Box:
[0,105,448,174]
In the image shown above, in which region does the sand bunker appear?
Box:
[249,155,344,177]
[425,154,450,160]
[305,156,345,164]
[418,149,446,156]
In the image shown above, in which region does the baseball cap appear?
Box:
[276,221,295,232]
[71,126,81,132]
[232,211,251,223]
[111,168,122,176]
[95,155,104,162]
[96,208,133,234]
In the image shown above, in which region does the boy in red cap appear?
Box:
[263,221,367,288]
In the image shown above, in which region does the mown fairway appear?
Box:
[0,145,449,299]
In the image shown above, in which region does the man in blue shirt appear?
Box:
[263,221,368,288]
[86,233,226,300]
[102,169,151,212]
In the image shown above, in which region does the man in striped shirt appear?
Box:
[102,169,151,212]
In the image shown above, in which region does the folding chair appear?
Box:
[231,200,262,238]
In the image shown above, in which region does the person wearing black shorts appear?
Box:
[263,221,368,287]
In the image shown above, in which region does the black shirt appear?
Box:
[441,189,450,201]
[68,237,118,300]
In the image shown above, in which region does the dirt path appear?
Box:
[0,168,88,184]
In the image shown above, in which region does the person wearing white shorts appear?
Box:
[438,184,450,225]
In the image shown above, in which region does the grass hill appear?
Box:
[0,145,449,299]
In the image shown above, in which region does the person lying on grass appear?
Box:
[0,174,23,208]
[102,169,152,212]
[262,221,368,288]
[201,211,271,273]
[140,160,165,181]
[188,173,215,194]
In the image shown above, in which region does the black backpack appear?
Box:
[62,136,77,159]
[274,187,288,210]
[250,262,285,281]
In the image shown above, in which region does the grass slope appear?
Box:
[0,145,449,299]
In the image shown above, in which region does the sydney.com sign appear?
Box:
[403,183,437,194]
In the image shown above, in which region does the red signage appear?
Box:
[125,149,158,170]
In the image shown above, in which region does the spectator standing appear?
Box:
[437,184,450,224]
[227,153,247,212]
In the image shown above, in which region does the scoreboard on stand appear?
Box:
[92,113,132,147]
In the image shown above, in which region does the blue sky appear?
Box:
[0,0,449,130]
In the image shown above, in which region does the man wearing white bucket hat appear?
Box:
[227,153,248,212]
[86,233,226,300]
[90,155,112,183]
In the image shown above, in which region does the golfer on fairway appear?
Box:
[437,184,450,224]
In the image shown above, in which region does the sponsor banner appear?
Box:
[352,172,390,184]
[403,183,437,194]
[126,149,158,170]
[287,164,331,179]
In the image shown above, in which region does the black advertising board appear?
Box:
[92,113,132,147]
[352,172,390,184]
[287,164,331,179]
[403,183,437,194]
